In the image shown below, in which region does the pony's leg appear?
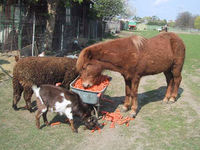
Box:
[12,78,23,110]
[122,79,132,112]
[170,60,183,103]
[163,71,174,103]
[23,87,33,112]
[130,76,140,118]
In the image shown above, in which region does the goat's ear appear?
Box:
[85,49,93,60]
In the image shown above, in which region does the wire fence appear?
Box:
[0,4,105,56]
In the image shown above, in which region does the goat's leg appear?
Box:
[64,110,77,132]
[122,79,132,112]
[42,111,49,126]
[36,110,43,129]
[69,119,77,133]
[23,87,33,112]
[130,76,140,118]
[12,78,23,110]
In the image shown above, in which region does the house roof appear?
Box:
[128,21,137,26]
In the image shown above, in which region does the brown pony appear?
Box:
[76,32,185,117]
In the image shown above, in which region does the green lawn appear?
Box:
[0,30,200,150]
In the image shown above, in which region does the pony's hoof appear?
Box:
[162,97,169,104]
[129,111,137,118]
[122,106,128,112]
[168,97,176,104]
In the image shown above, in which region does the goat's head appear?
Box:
[83,115,98,130]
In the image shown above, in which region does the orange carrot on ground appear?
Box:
[91,126,101,133]
[110,122,115,128]
[51,122,61,126]
[101,109,134,128]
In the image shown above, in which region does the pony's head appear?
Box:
[76,48,103,88]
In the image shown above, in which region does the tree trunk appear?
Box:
[45,0,58,51]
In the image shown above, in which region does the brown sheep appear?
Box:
[12,56,78,112]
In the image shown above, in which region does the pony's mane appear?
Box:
[131,35,146,50]
[76,35,147,71]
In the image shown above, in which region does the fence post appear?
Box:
[77,19,79,39]
[95,20,97,40]
[32,11,36,56]
[2,3,5,52]
[11,5,14,51]
[18,0,22,51]
[60,24,64,51]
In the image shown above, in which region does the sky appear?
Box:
[128,0,200,21]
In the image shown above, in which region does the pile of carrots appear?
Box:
[73,75,110,92]
[91,109,134,133]
[101,109,134,128]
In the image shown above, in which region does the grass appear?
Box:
[0,80,85,150]
[178,33,200,99]
[0,30,200,150]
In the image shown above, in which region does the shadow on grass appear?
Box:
[19,86,183,130]
[0,59,10,65]
[100,86,184,115]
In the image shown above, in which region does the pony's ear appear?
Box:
[85,49,93,60]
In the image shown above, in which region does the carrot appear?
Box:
[101,109,134,128]
[51,122,61,126]
[55,82,62,86]
[97,127,101,133]
[73,75,110,92]
[91,126,101,133]
[110,122,115,128]
[102,122,106,126]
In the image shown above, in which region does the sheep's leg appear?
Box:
[12,78,23,110]
[23,87,33,112]
[36,110,43,129]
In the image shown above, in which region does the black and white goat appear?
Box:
[32,84,98,132]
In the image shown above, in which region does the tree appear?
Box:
[3,0,84,51]
[194,16,200,29]
[92,0,125,21]
[175,11,194,28]
[168,20,175,27]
